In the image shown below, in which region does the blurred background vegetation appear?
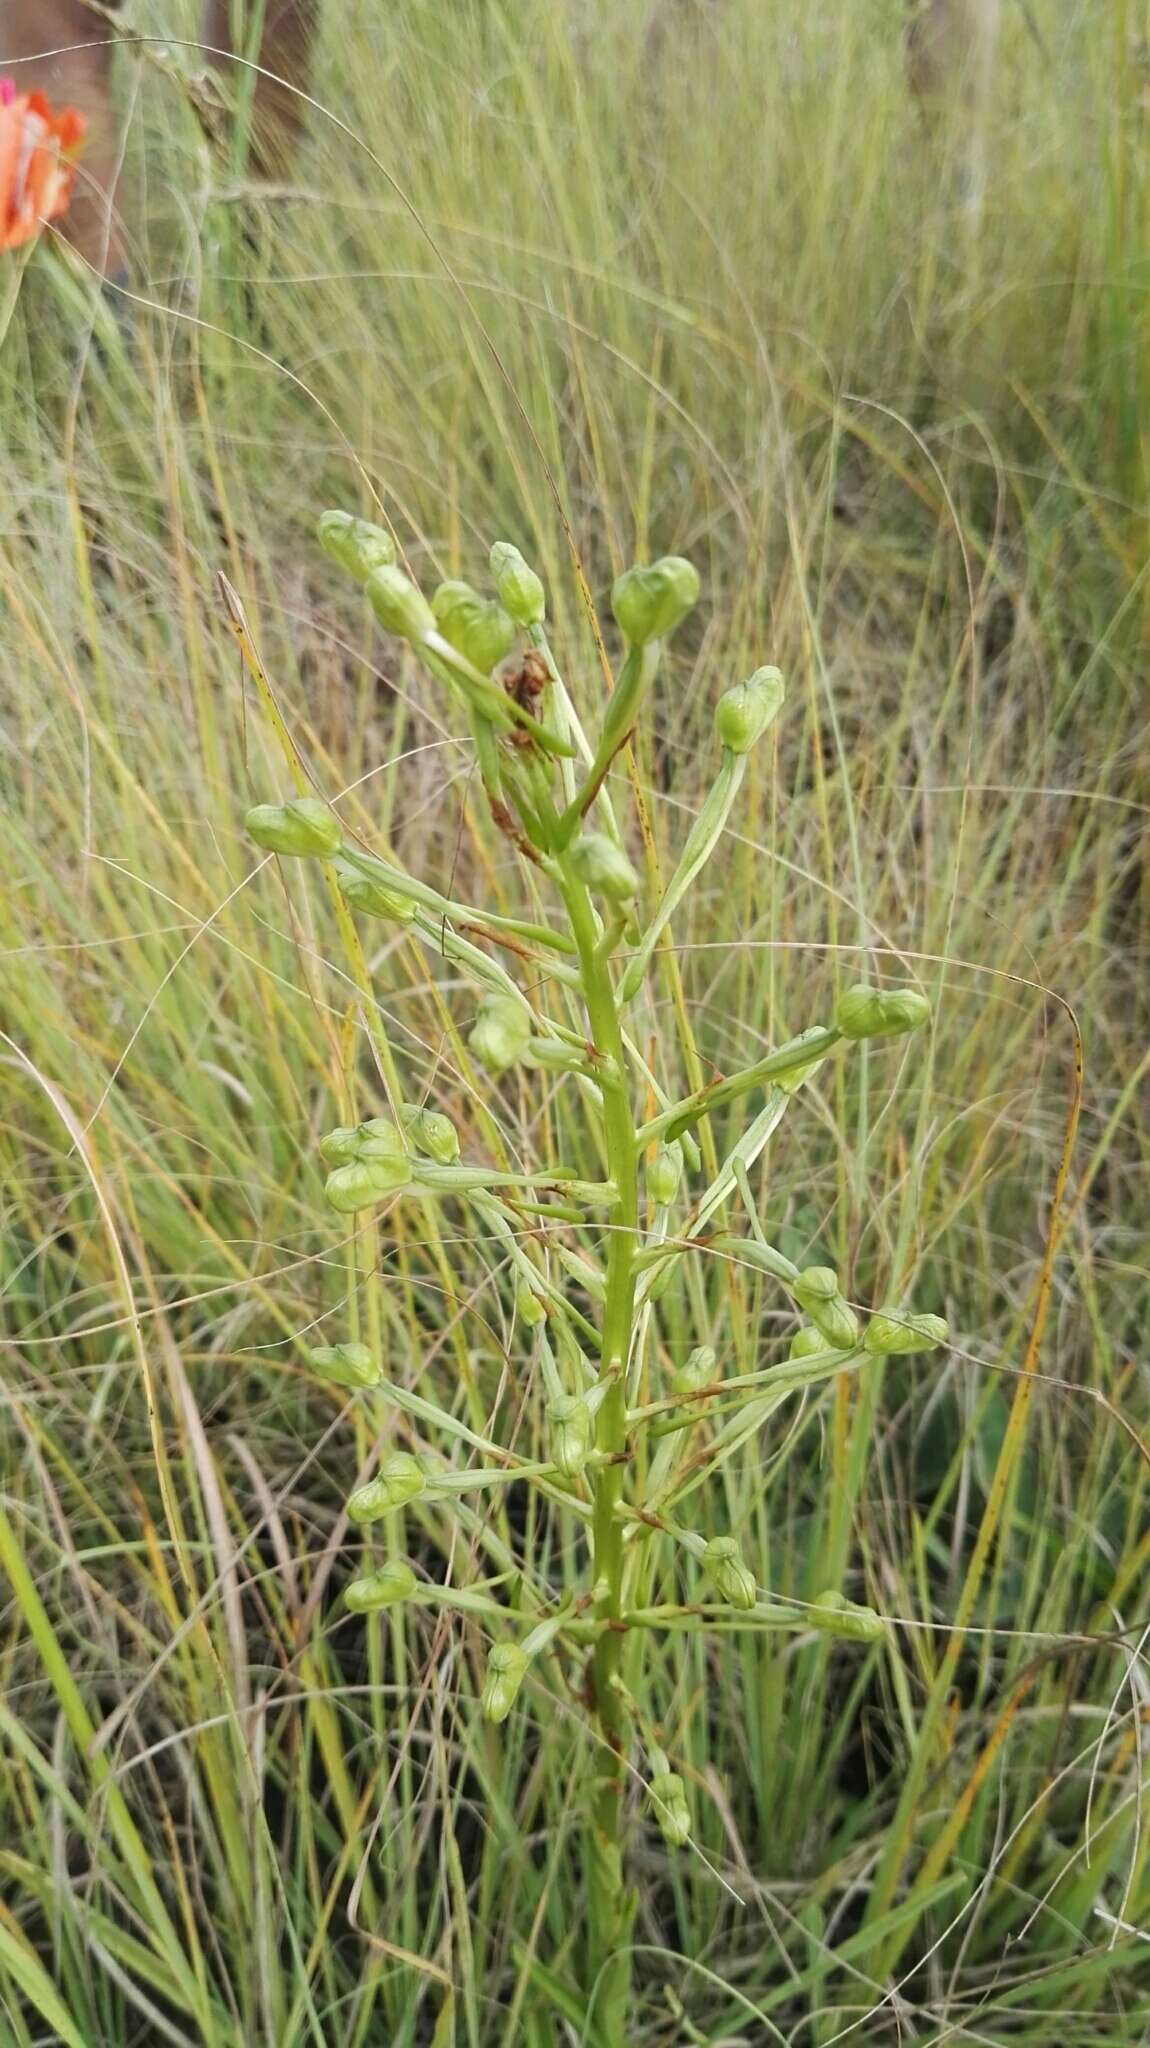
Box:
[1,2,1148,2043]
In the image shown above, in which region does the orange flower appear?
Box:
[0,76,87,253]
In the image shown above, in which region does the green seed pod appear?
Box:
[343,1559,417,1611]
[482,1640,530,1724]
[788,1324,827,1362]
[648,1770,691,1847]
[319,1125,364,1167]
[792,1266,860,1350]
[399,1103,460,1165]
[308,1341,380,1390]
[245,797,341,860]
[569,831,640,903]
[714,665,785,754]
[489,540,546,626]
[469,993,533,1074]
[317,510,396,584]
[347,1453,426,1524]
[333,859,417,923]
[432,580,517,673]
[515,1280,547,1328]
[324,1155,410,1213]
[646,1144,683,1208]
[673,1344,716,1395]
[863,1309,949,1355]
[366,564,436,644]
[548,1392,593,1479]
[611,555,700,646]
[702,1535,757,1611]
[835,984,931,1042]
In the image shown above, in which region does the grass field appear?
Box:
[1,1,1148,2042]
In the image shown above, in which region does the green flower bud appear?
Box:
[308,1341,380,1390]
[515,1280,547,1327]
[347,1453,426,1524]
[863,1309,949,1356]
[489,540,546,625]
[648,1770,691,1847]
[835,984,931,1042]
[673,1344,716,1395]
[569,831,640,903]
[788,1324,827,1362]
[702,1534,757,1611]
[468,993,533,1074]
[775,1025,835,1096]
[399,1103,460,1165]
[325,1155,410,1213]
[808,1589,886,1642]
[432,580,517,673]
[343,1559,417,1612]
[319,1125,364,1166]
[317,510,396,583]
[548,1392,593,1478]
[792,1266,860,1350]
[245,797,341,860]
[611,555,700,645]
[481,1640,530,1723]
[714,666,785,754]
[366,564,436,643]
[333,859,417,923]
[646,1144,683,1208]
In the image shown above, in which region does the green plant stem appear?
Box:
[560,866,638,2043]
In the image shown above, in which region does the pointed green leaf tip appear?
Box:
[245,797,341,859]
[610,556,700,645]
[317,510,396,583]
[835,984,931,1041]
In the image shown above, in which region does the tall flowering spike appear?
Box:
[792,1266,860,1350]
[489,541,546,626]
[569,832,640,903]
[432,580,517,673]
[611,556,700,646]
[347,1453,426,1524]
[714,666,785,754]
[366,565,436,644]
[316,511,396,583]
[307,1342,380,1390]
[343,1560,417,1612]
[0,80,86,252]
[482,1641,530,1723]
[835,984,931,1041]
[468,993,533,1074]
[702,1535,757,1611]
[245,797,341,859]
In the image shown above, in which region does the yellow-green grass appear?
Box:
[1,1,1147,2041]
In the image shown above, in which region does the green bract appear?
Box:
[333,859,417,923]
[482,1641,530,1724]
[648,1771,691,1847]
[432,580,517,673]
[835,984,932,1041]
[343,1560,418,1612]
[245,797,341,859]
[307,1342,380,1390]
[489,540,546,625]
[610,555,700,645]
[702,1535,757,1611]
[864,1309,949,1355]
[366,564,436,643]
[714,666,785,753]
[347,1453,426,1524]
[569,831,640,903]
[469,993,533,1074]
[317,509,396,583]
